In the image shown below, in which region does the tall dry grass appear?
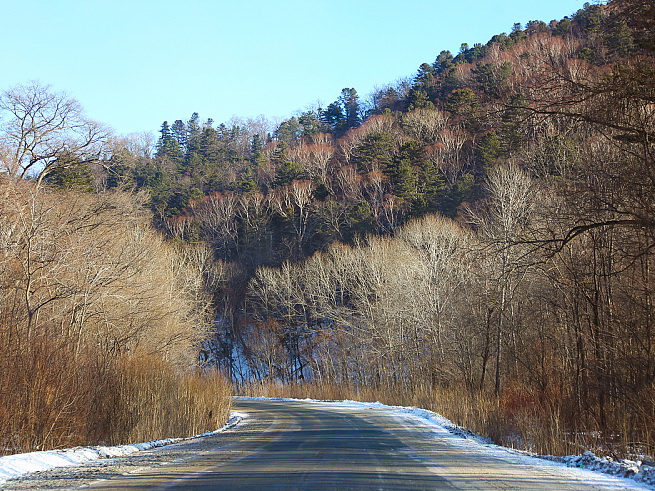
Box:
[0,342,232,454]
[108,355,232,445]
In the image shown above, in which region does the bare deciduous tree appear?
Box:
[468,162,537,394]
[0,82,110,185]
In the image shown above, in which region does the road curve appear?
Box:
[74,398,636,491]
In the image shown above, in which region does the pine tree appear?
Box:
[339,88,361,131]
[250,134,265,167]
[552,17,573,36]
[408,63,436,110]
[44,153,95,192]
[185,113,203,173]
[298,110,326,139]
[273,142,306,186]
[320,102,345,134]
[275,117,303,144]
[171,120,187,152]
[156,121,184,165]
[354,132,395,173]
[433,50,454,73]
[477,132,502,168]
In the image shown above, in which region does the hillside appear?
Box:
[1,0,654,461]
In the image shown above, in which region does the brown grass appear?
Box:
[0,340,232,455]
[108,355,232,445]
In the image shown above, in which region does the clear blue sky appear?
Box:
[2,0,587,136]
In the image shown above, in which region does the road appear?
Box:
[2,399,643,490]
[83,399,638,490]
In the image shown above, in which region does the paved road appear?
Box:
[71,399,633,490]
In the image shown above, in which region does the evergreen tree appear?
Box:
[171,120,187,152]
[347,201,374,240]
[238,166,258,193]
[273,141,306,186]
[250,134,266,166]
[321,89,361,135]
[185,112,203,173]
[275,117,303,144]
[44,153,95,192]
[488,33,511,49]
[132,160,173,213]
[500,94,530,153]
[525,20,549,35]
[408,63,436,109]
[321,102,345,133]
[446,88,479,120]
[298,110,326,139]
[552,17,573,36]
[353,132,395,173]
[574,3,603,33]
[605,17,636,56]
[509,23,528,43]
[393,140,442,213]
[338,88,361,131]
[440,173,475,216]
[433,50,454,73]
[473,62,513,99]
[155,121,184,165]
[199,125,222,168]
[417,159,443,212]
[477,132,503,168]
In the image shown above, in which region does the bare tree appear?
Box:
[192,192,239,257]
[0,82,110,185]
[397,215,473,362]
[401,108,449,145]
[270,180,316,256]
[468,162,537,394]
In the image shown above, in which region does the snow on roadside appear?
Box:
[238,396,654,489]
[0,412,245,485]
[390,403,655,490]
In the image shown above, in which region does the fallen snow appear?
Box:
[0,412,245,485]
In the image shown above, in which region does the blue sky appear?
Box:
[2,0,587,136]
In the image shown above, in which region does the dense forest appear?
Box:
[1,0,654,459]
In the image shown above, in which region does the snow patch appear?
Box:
[0,412,245,485]
[541,451,655,488]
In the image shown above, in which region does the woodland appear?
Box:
[1,0,654,460]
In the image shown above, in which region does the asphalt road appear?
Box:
[73,399,630,491]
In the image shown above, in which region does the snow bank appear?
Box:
[540,451,655,488]
[388,403,655,488]
[0,412,245,485]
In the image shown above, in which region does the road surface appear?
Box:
[2,399,644,490]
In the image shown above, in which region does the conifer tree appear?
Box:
[339,88,361,131]
[408,63,436,109]
[321,103,344,134]
[155,121,184,165]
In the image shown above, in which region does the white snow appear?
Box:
[0,412,245,485]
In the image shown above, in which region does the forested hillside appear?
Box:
[2,0,654,459]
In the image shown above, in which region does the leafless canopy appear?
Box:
[0,81,110,184]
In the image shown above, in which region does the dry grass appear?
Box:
[108,355,232,445]
[0,340,232,455]
[0,336,105,453]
